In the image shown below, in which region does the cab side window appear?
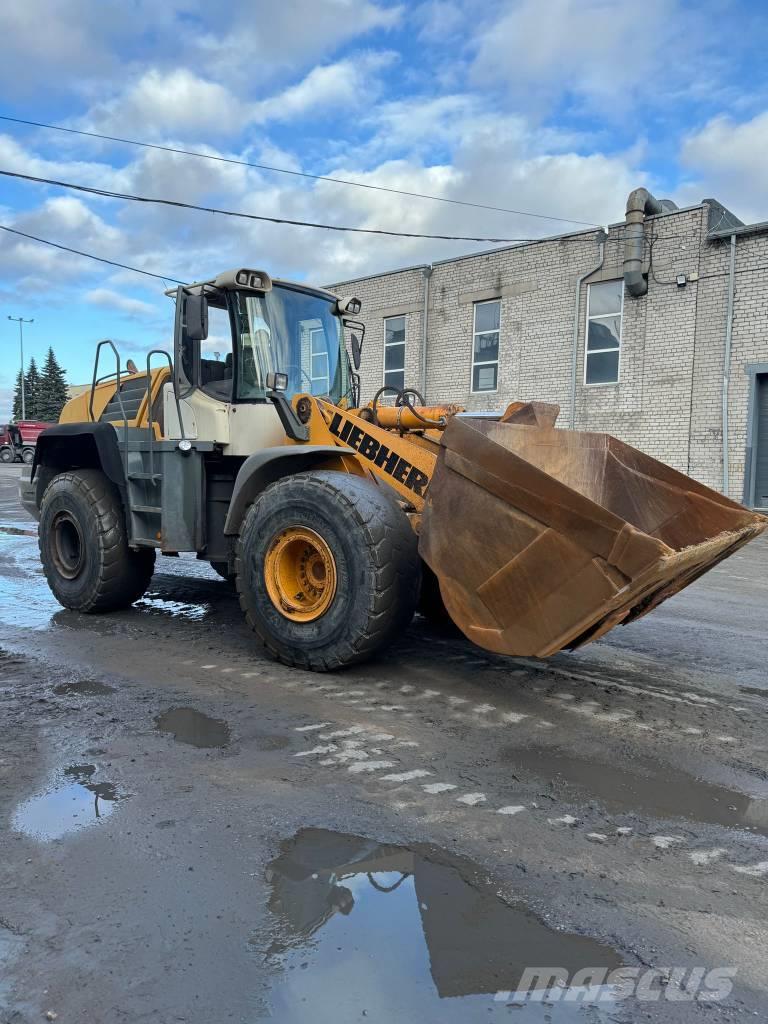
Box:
[200,302,234,400]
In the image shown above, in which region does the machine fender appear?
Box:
[224,445,356,536]
[31,422,127,510]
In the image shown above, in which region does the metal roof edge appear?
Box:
[709,221,768,240]
[324,262,430,290]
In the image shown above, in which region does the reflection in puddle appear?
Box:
[13,764,120,840]
[262,829,623,1021]
[0,524,37,537]
[505,745,768,835]
[134,595,209,621]
[155,707,230,748]
[53,678,115,696]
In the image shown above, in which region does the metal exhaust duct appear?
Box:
[623,188,677,297]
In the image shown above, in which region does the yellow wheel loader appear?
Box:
[21,268,766,670]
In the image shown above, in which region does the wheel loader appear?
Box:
[20,268,766,670]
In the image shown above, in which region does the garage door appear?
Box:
[756,373,768,508]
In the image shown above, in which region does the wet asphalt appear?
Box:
[0,463,767,1022]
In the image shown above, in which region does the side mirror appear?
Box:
[351,333,362,370]
[185,293,209,341]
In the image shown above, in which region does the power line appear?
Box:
[0,223,186,284]
[0,113,602,228]
[0,168,543,243]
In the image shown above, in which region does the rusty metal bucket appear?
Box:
[419,403,767,658]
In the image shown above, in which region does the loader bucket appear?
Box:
[419,403,767,658]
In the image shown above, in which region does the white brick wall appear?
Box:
[327,202,768,504]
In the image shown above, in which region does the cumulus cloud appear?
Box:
[85,288,159,318]
[680,112,768,223]
[197,0,401,85]
[0,0,401,101]
[85,69,251,140]
[79,51,396,143]
[0,197,123,282]
[0,134,126,189]
[0,0,123,94]
[469,0,716,112]
[254,52,397,122]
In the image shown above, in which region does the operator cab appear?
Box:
[173,269,362,408]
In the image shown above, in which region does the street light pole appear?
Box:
[7,315,33,420]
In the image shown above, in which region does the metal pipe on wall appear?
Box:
[569,232,606,429]
[722,232,737,496]
[623,188,679,298]
[420,265,433,399]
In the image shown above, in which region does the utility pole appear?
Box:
[8,315,33,420]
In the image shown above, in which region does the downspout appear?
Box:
[420,264,433,399]
[722,232,737,496]
[623,187,665,298]
[569,230,607,429]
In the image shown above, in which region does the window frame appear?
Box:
[309,325,330,395]
[584,281,623,387]
[383,314,407,393]
[470,298,501,395]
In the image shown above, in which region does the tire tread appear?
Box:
[235,471,420,671]
[39,469,155,613]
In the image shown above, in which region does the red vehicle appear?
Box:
[0,421,54,464]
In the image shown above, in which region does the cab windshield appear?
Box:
[233,284,345,403]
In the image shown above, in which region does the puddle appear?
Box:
[134,595,209,621]
[505,745,768,835]
[155,707,230,748]
[0,536,59,628]
[53,679,115,696]
[261,829,624,1021]
[12,764,119,840]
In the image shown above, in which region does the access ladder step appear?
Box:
[131,504,162,514]
[128,472,162,481]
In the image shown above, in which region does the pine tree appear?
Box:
[24,358,41,421]
[11,369,24,421]
[38,348,69,422]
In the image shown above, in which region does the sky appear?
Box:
[1,0,768,419]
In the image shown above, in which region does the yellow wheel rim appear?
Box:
[264,526,337,623]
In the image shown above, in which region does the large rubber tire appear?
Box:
[236,471,421,671]
[0,447,12,464]
[21,447,34,465]
[39,469,155,613]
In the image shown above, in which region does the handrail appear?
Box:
[94,370,121,387]
[89,339,124,423]
[89,339,129,477]
[145,350,185,480]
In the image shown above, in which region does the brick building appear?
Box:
[327,192,768,509]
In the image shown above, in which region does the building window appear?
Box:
[585,281,623,385]
[471,299,500,393]
[309,326,330,395]
[384,315,406,393]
